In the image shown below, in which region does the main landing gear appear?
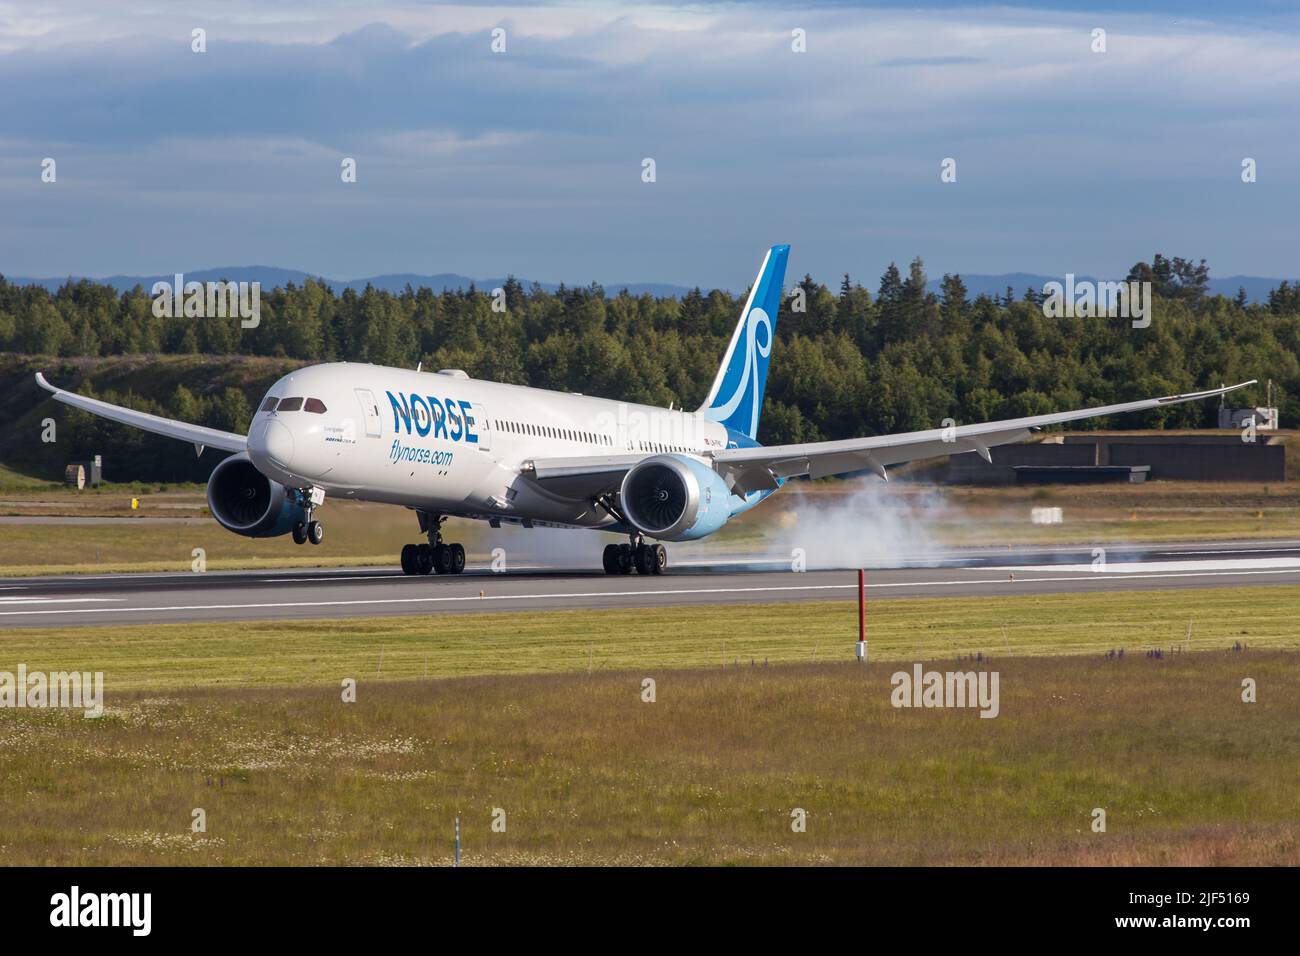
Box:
[291,487,326,546]
[602,536,667,575]
[400,512,466,575]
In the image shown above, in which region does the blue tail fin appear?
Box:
[697,244,789,440]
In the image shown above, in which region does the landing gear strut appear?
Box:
[400,512,467,575]
[291,487,326,546]
[602,535,666,575]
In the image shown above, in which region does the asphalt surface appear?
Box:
[2,538,1300,627]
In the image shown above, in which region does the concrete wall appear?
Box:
[947,435,1286,483]
[1107,442,1285,481]
[947,441,1096,484]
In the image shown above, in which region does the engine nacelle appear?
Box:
[619,454,732,542]
[206,453,307,538]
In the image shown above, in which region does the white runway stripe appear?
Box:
[0,597,121,605]
[988,557,1300,574]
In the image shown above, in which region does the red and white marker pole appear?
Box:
[855,568,867,663]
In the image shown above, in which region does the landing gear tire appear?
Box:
[433,543,453,575]
[449,543,466,574]
[632,542,667,575]
[617,543,634,574]
[400,543,418,574]
[415,544,434,575]
[307,521,324,546]
[602,544,619,574]
[292,523,308,545]
[633,543,653,575]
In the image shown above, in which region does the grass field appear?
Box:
[1,651,1293,865]
[0,586,1297,865]
[1,586,1296,689]
[2,477,1300,576]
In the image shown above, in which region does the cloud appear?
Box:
[1,2,1298,284]
[879,55,985,67]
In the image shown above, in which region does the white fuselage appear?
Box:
[245,362,732,528]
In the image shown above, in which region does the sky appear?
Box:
[1,1,1298,290]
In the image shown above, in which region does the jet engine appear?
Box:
[206,453,307,538]
[618,454,732,542]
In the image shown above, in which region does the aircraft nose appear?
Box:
[251,419,295,470]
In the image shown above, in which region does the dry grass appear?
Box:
[0,650,1294,865]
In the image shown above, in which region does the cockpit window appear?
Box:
[304,398,327,414]
[277,397,303,412]
[260,397,278,412]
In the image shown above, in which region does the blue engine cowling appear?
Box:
[206,453,308,538]
[618,454,732,542]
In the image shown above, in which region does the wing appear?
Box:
[711,381,1257,494]
[36,372,247,455]
[524,453,646,498]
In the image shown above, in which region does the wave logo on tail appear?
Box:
[698,244,790,440]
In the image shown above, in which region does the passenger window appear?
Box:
[304,398,327,414]
[277,397,303,412]
[261,397,278,412]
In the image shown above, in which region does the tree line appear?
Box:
[0,254,1294,482]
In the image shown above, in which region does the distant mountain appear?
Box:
[2,267,694,299]
[5,267,1294,303]
[926,273,1293,304]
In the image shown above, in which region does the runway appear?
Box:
[3,538,1300,627]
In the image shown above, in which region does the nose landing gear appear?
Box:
[400,512,467,575]
[290,487,326,546]
[602,536,666,575]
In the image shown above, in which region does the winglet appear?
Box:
[1157,380,1256,404]
[35,371,55,393]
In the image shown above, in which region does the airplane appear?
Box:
[36,245,1254,576]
